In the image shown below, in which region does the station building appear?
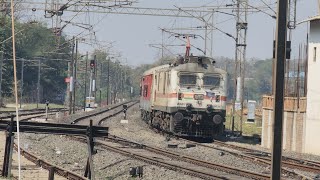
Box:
[261,16,320,155]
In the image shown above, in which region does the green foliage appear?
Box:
[75,49,135,106]
[225,115,262,136]
[1,18,71,104]
[214,57,272,102]
[246,59,273,101]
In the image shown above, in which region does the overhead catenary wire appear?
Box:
[10,0,97,53]
[17,1,261,56]
[39,3,113,55]
[259,0,277,14]
[247,3,276,19]
[10,0,22,179]
[161,1,276,56]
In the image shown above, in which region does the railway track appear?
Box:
[10,101,312,180]
[206,140,320,174]
[96,139,233,180]
[0,108,68,121]
[1,102,137,179]
[78,135,229,180]
[71,100,138,125]
[215,140,320,170]
[69,102,270,180]
[103,135,270,180]
[0,108,66,116]
[70,134,265,180]
[148,126,314,179]
[77,101,315,179]
[4,102,127,180]
[13,144,88,180]
[0,108,66,114]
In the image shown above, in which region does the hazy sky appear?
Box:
[27,0,319,65]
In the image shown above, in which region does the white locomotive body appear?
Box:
[140,56,227,138]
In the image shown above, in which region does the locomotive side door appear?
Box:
[164,71,169,110]
[141,74,153,112]
[151,73,157,108]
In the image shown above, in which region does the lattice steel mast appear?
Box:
[232,0,248,135]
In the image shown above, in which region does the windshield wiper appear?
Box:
[210,87,218,90]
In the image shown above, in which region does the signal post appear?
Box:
[86,57,96,109]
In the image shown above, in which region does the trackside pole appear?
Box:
[45,100,49,121]
[2,116,14,177]
[271,0,288,179]
[48,166,55,180]
[84,120,95,180]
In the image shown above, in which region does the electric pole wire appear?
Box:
[10,0,22,178]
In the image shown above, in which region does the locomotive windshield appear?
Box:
[203,75,220,88]
[179,74,197,86]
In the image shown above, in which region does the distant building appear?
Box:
[261,16,320,155]
[305,16,320,155]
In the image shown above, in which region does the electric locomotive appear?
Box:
[140,55,227,139]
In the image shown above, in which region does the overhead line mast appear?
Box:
[232,0,248,135]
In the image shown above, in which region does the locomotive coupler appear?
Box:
[191,114,202,125]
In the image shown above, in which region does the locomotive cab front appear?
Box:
[140,56,227,139]
[169,57,226,137]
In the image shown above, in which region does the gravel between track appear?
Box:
[19,104,201,180]
[19,133,201,180]
[102,105,320,179]
[102,105,269,177]
[224,141,320,178]
[18,103,320,179]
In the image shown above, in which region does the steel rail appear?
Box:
[0,108,67,120]
[0,107,66,113]
[211,140,320,174]
[256,156,320,174]
[69,102,230,180]
[66,99,316,179]
[71,100,138,124]
[70,101,269,179]
[94,139,229,180]
[13,144,88,180]
[147,126,308,179]
[97,101,138,125]
[172,139,317,177]
[74,102,268,180]
[213,139,320,167]
[104,135,270,180]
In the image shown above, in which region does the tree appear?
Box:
[1,19,72,104]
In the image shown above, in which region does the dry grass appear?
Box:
[225,114,262,137]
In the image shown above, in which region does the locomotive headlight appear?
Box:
[213,115,223,125]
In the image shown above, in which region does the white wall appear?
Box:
[305,20,320,155]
